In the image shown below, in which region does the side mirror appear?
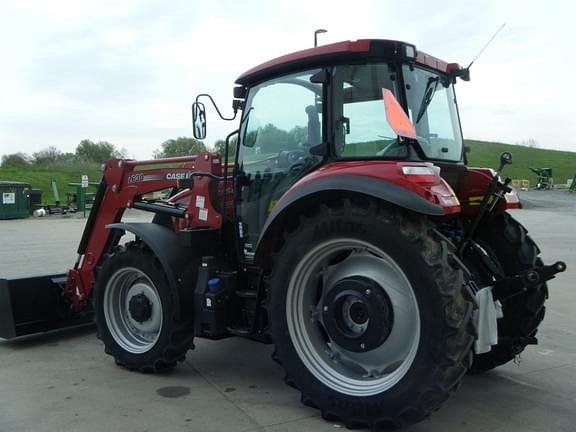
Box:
[500,151,512,166]
[192,102,207,140]
[496,151,513,174]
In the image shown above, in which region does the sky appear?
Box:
[1,0,575,161]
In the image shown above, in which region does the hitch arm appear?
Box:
[492,261,567,302]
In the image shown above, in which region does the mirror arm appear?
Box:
[195,93,239,121]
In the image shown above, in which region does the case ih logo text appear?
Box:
[166,172,194,181]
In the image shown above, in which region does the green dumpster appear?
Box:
[0,181,31,219]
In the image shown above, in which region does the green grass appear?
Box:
[0,163,103,203]
[1,140,575,201]
[465,140,576,186]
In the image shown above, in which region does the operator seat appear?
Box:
[306,105,321,147]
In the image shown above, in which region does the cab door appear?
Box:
[236,69,324,261]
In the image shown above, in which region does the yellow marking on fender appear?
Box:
[467,196,495,206]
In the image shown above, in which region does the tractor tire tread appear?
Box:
[266,200,475,430]
[469,213,547,373]
[95,241,194,373]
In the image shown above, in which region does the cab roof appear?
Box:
[236,39,457,86]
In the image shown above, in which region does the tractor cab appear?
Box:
[217,40,468,257]
[233,39,465,163]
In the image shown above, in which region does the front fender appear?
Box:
[107,223,195,320]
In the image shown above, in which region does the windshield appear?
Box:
[403,65,463,161]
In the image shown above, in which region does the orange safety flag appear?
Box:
[382,89,417,139]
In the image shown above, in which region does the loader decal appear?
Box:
[127,173,145,183]
[127,173,163,183]
[166,172,195,180]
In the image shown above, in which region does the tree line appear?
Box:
[1,137,205,168]
[1,140,127,167]
[1,124,307,168]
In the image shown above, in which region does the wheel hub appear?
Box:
[104,267,164,354]
[321,276,394,352]
[286,239,421,396]
[128,293,153,323]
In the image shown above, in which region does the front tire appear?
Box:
[94,242,194,372]
[267,200,475,429]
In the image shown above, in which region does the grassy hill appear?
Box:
[1,140,574,203]
[0,163,103,203]
[465,140,576,186]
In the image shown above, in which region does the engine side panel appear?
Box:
[457,167,521,217]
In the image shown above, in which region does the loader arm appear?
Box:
[0,152,225,338]
[65,152,225,309]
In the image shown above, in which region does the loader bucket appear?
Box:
[0,274,93,339]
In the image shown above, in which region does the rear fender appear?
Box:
[254,174,444,268]
[106,223,196,320]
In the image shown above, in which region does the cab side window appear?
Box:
[237,70,323,260]
[240,70,323,175]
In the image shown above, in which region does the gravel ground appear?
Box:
[0,195,574,432]
[518,189,576,211]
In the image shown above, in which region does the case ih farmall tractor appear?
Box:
[0,39,566,430]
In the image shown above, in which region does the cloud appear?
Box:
[0,0,575,161]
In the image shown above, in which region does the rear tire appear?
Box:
[94,242,194,372]
[267,200,475,429]
[467,213,547,373]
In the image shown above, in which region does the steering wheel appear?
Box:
[376,139,402,157]
[277,149,308,170]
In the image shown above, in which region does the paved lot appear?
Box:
[0,194,575,432]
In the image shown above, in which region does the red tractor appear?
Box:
[0,39,566,430]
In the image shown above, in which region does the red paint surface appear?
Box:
[288,161,461,215]
[64,152,224,307]
[457,167,521,216]
[237,39,455,83]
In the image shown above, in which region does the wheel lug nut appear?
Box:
[323,306,328,312]
[365,289,371,295]
[360,343,366,349]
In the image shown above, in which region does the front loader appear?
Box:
[0,39,566,430]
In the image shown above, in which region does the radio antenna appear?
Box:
[467,23,506,69]
[314,29,327,47]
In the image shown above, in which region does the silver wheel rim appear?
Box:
[103,267,163,354]
[286,239,420,396]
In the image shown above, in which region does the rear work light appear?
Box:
[400,164,460,210]
[401,165,440,184]
[401,166,437,176]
